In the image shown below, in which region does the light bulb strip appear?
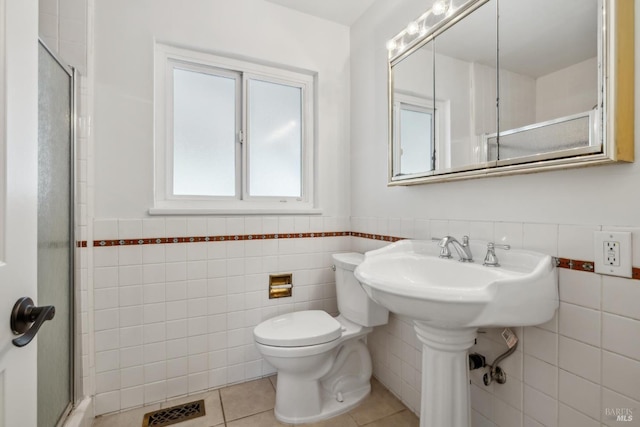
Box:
[386,0,457,59]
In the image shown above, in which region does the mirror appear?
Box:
[494,0,599,165]
[388,0,634,184]
[433,0,496,173]
[392,40,436,176]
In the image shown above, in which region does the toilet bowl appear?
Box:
[253,253,388,424]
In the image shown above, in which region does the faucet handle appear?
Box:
[483,242,511,267]
[433,237,453,258]
[490,242,511,250]
[439,245,452,259]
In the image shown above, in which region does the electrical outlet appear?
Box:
[594,231,632,278]
[604,241,620,266]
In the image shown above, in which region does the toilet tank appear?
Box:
[332,253,388,327]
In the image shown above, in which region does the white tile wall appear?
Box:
[92,216,350,415]
[358,217,640,427]
[87,213,640,423]
[39,0,87,74]
[559,370,600,420]
[558,336,601,384]
[524,385,557,427]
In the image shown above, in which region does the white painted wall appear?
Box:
[536,57,598,123]
[92,0,351,219]
[351,0,640,227]
[351,0,640,425]
[497,67,536,131]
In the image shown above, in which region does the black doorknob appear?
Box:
[10,297,55,347]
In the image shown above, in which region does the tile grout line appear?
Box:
[218,388,228,427]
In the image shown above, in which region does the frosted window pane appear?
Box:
[38,42,72,427]
[173,68,236,196]
[400,108,433,174]
[248,79,302,197]
[487,115,591,161]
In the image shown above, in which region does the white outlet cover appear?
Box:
[594,231,632,278]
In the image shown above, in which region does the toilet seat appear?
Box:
[254,310,342,347]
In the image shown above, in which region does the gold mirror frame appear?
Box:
[387,0,634,186]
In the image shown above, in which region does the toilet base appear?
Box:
[274,381,371,424]
[271,337,374,424]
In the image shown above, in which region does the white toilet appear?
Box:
[253,252,389,424]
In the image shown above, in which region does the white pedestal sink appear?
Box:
[354,239,558,427]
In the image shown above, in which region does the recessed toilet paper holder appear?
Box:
[269,273,293,299]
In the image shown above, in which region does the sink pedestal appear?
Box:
[413,322,477,427]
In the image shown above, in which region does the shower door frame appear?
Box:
[38,39,77,427]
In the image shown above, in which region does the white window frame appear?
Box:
[392,92,451,176]
[152,43,317,215]
[394,102,435,173]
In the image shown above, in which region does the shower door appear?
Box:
[0,1,39,426]
[37,41,75,427]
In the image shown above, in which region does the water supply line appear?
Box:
[468,328,519,386]
[482,341,517,386]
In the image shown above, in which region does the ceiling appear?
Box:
[264,0,377,26]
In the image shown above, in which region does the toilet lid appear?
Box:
[254,310,342,347]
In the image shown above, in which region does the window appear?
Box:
[153,44,316,214]
[397,103,434,175]
[392,92,450,176]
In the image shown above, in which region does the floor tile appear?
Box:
[159,390,224,427]
[92,404,160,427]
[361,410,420,427]
[227,409,292,427]
[348,378,405,425]
[92,376,418,427]
[301,413,358,427]
[268,374,277,389]
[220,378,276,421]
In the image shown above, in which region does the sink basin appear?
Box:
[354,239,558,328]
[354,239,558,427]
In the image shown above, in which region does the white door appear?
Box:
[0,1,40,426]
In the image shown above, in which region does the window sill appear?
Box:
[148,207,323,216]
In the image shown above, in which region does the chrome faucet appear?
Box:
[438,236,473,262]
[483,242,511,267]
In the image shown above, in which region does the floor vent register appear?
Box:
[142,399,206,427]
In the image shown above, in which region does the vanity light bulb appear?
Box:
[432,0,449,16]
[407,21,419,35]
[386,39,397,51]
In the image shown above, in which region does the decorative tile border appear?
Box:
[349,232,403,242]
[551,257,640,278]
[78,231,640,280]
[557,257,594,272]
[89,231,351,248]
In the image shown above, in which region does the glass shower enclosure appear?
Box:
[37,40,75,427]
